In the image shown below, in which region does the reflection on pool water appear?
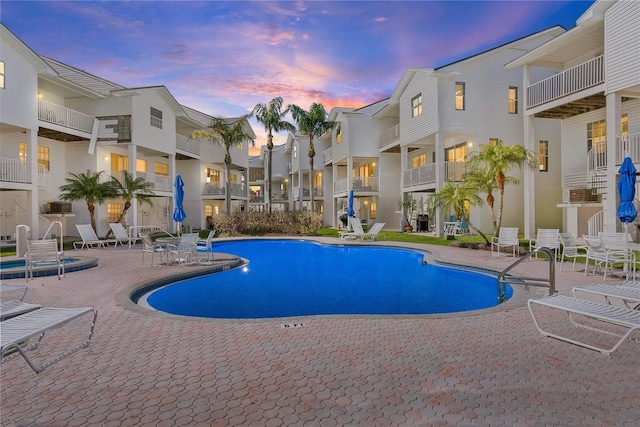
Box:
[141,240,512,319]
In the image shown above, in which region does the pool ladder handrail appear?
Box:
[497,247,556,303]
[43,220,64,253]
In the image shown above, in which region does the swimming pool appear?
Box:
[0,256,98,280]
[139,240,512,319]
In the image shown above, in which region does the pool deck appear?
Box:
[1,237,638,426]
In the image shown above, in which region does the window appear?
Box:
[37,146,50,171]
[230,174,238,183]
[19,142,27,161]
[622,114,628,136]
[154,162,168,176]
[293,143,297,158]
[539,141,548,172]
[411,93,422,117]
[354,163,375,178]
[336,125,342,143]
[150,107,163,129]
[455,82,465,110]
[489,138,499,146]
[370,202,377,219]
[205,205,213,217]
[587,119,606,152]
[107,203,122,223]
[0,61,5,89]
[206,168,220,183]
[508,86,518,114]
[412,154,426,168]
[313,173,322,188]
[111,153,128,171]
[136,159,147,173]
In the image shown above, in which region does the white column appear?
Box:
[28,129,40,237]
[522,65,535,240]
[434,132,444,237]
[604,92,621,232]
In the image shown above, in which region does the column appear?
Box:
[604,92,621,232]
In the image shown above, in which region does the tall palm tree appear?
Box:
[435,182,489,244]
[103,171,155,237]
[462,164,507,235]
[253,97,295,214]
[192,114,254,215]
[59,170,118,233]
[287,103,337,212]
[466,139,535,235]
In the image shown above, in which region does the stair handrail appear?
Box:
[497,247,555,303]
[42,220,64,252]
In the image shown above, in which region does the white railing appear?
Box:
[38,164,49,188]
[324,146,332,164]
[444,161,465,182]
[107,170,171,192]
[0,157,30,183]
[202,182,225,195]
[333,177,379,193]
[334,178,348,194]
[527,56,604,108]
[587,209,617,236]
[291,186,322,198]
[587,141,607,172]
[176,134,200,156]
[617,132,640,164]
[229,182,246,197]
[38,99,95,134]
[379,124,400,148]
[403,164,436,187]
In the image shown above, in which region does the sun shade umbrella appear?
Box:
[172,174,186,235]
[347,189,355,231]
[616,156,637,224]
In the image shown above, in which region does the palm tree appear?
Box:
[462,164,506,235]
[59,170,118,233]
[466,139,535,235]
[253,97,295,214]
[287,103,337,212]
[434,182,489,244]
[192,114,254,215]
[103,171,155,237]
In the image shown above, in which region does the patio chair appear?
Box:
[529,228,560,259]
[558,233,587,271]
[1,306,97,373]
[140,233,168,266]
[1,283,40,321]
[491,227,519,257]
[339,218,366,240]
[168,233,199,264]
[362,222,386,241]
[572,283,640,309]
[109,222,140,248]
[197,230,216,263]
[527,294,640,355]
[73,224,117,250]
[25,239,64,281]
[582,235,634,281]
[0,283,29,301]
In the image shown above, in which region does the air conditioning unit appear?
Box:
[47,201,72,214]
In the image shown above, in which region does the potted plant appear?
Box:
[399,196,418,232]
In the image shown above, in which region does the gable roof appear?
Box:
[40,56,123,97]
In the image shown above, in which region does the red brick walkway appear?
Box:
[1,238,638,426]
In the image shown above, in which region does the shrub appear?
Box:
[207,211,322,236]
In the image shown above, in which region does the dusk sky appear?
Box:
[2,0,595,154]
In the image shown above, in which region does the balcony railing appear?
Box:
[617,132,640,165]
[527,55,604,108]
[379,124,400,148]
[38,99,95,134]
[324,146,332,164]
[293,186,323,198]
[0,157,30,183]
[403,163,436,187]
[107,170,172,192]
[334,177,379,193]
[176,134,200,156]
[444,161,465,182]
[201,182,246,196]
[587,141,607,172]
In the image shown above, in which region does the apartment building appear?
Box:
[248,143,290,213]
[506,0,640,239]
[0,23,252,240]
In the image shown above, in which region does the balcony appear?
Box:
[379,124,400,148]
[176,134,200,156]
[444,161,465,182]
[0,158,30,183]
[617,132,640,165]
[293,186,323,199]
[324,146,332,165]
[201,182,246,197]
[334,177,379,193]
[107,170,172,192]
[527,56,604,108]
[403,164,436,187]
[38,99,95,134]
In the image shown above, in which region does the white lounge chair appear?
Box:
[1,306,97,373]
[25,239,64,281]
[362,222,386,241]
[109,222,140,248]
[558,233,587,271]
[74,224,117,250]
[528,294,640,355]
[338,218,365,240]
[0,283,41,321]
[491,227,519,257]
[573,283,640,309]
[197,230,216,263]
[529,228,560,259]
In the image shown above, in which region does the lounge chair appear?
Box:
[528,294,640,355]
[25,239,64,281]
[73,224,117,250]
[0,283,42,321]
[140,233,169,266]
[362,222,386,241]
[109,222,140,248]
[1,306,97,373]
[338,218,365,240]
[197,230,216,263]
[491,227,519,257]
[558,233,587,271]
[0,283,29,301]
[573,283,640,309]
[529,228,560,259]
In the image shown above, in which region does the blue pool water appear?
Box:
[0,257,98,279]
[144,240,512,319]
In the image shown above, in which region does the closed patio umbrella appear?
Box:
[347,189,355,231]
[172,174,186,236]
[616,156,637,225]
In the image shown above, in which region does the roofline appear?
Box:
[1,23,55,74]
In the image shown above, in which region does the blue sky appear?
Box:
[2,0,595,152]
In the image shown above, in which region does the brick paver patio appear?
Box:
[1,238,638,426]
